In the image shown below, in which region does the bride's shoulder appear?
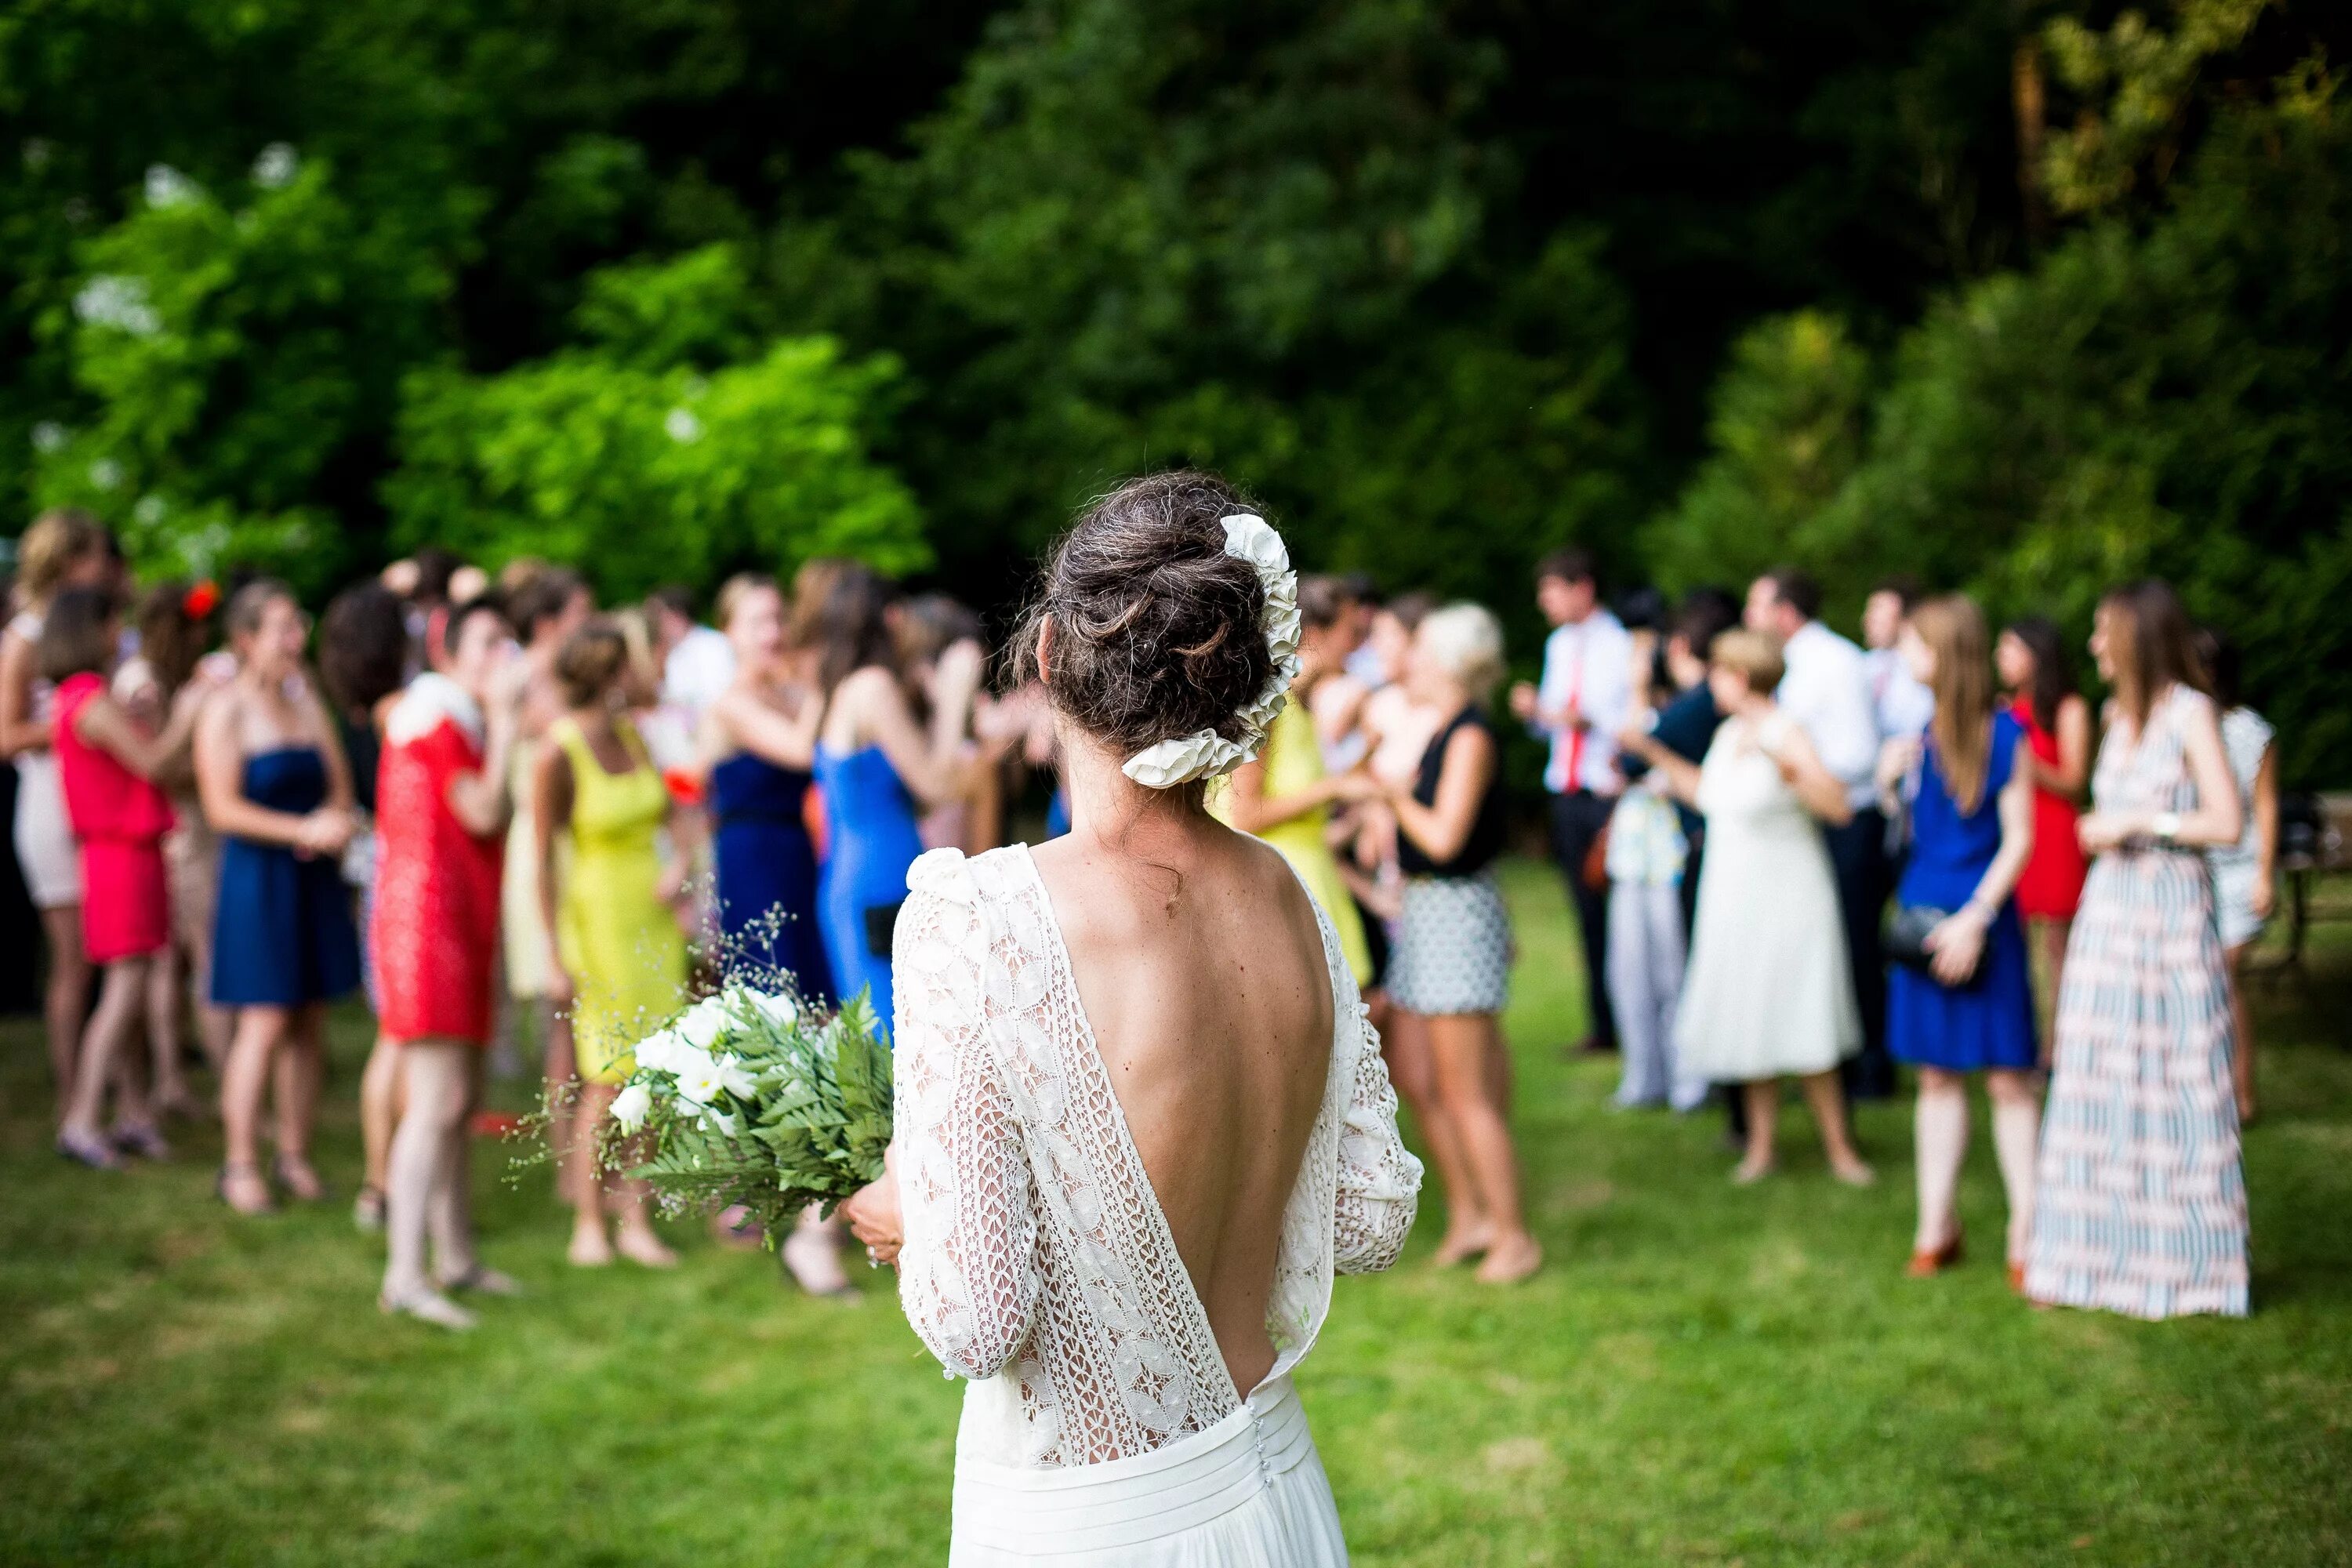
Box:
[907,844,1036,908]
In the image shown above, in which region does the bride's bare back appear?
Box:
[1031,822,1334,1396]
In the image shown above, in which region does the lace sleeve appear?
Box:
[892,873,1041,1380]
[1332,992,1422,1276]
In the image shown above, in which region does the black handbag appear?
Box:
[1884,904,1981,985]
[864,899,906,958]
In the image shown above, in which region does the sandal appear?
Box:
[1906,1229,1965,1278]
[379,1288,477,1332]
[111,1123,173,1162]
[58,1129,126,1171]
[352,1186,387,1233]
[217,1162,277,1216]
[271,1152,328,1203]
[437,1264,524,1298]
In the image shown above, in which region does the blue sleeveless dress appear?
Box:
[710,752,833,1002]
[813,742,924,1033]
[1888,710,2036,1071]
[210,747,362,1007]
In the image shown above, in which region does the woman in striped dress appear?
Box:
[2024,581,2249,1319]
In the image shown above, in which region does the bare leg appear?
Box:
[360,1032,402,1200]
[1382,1006,1486,1261]
[1911,1066,1968,1255]
[2224,941,2256,1122]
[1800,1069,1875,1185]
[382,1044,474,1322]
[1735,1079,1778,1182]
[185,925,232,1074]
[2033,916,2071,1069]
[269,1004,328,1200]
[143,948,193,1116]
[782,1207,853,1295]
[1426,1012,1541,1283]
[541,1002,580,1206]
[1985,1069,2042,1269]
[568,1080,617,1265]
[219,1004,288,1212]
[568,1080,677,1267]
[40,905,92,1129]
[59,958,151,1162]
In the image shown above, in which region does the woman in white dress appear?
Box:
[1627,629,1874,1186]
[1,508,116,1127]
[842,471,1422,1566]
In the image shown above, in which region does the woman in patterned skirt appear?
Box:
[1353,603,1540,1283]
[2024,581,2249,1319]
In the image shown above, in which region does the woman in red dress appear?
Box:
[43,588,212,1167]
[1997,617,2092,1046]
[372,597,528,1330]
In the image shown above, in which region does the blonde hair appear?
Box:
[17,508,108,604]
[1417,602,1506,704]
[1709,628,1786,695]
[1911,594,1994,812]
[611,605,660,686]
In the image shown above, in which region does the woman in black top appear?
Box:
[1351,602,1539,1285]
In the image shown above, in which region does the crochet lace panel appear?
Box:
[893,844,1421,1468]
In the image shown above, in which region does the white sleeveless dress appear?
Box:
[1672,710,1860,1081]
[892,844,1424,1566]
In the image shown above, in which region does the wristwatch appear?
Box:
[2152,811,2183,844]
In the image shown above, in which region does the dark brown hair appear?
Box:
[2001,615,2074,735]
[791,557,901,697]
[555,619,630,709]
[318,582,409,716]
[1534,547,1597,589]
[134,581,212,696]
[508,567,586,644]
[2099,579,2206,731]
[37,586,118,684]
[1009,470,1274,772]
[1298,574,1350,631]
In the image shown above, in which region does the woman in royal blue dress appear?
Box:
[195,581,362,1216]
[1878,594,2041,1287]
[699,573,833,1001]
[794,561,978,1031]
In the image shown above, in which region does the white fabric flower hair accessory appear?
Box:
[1122,513,1303,789]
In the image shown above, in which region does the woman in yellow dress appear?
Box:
[533,619,688,1269]
[1211,576,1374,985]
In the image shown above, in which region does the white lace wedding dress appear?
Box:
[892,845,1424,1565]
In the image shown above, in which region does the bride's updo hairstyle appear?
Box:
[1011,470,1276,782]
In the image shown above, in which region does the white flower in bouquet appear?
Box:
[603,985,893,1232]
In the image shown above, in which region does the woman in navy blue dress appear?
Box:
[1879,595,2040,1285]
[700,574,833,1002]
[194,581,361,1215]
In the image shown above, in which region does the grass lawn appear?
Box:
[4,857,2349,1566]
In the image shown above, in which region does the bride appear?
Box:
[841,471,1424,1565]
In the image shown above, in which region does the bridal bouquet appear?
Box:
[605,985,894,1232]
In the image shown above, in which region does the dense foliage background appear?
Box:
[2,0,2347,779]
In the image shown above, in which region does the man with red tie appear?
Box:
[1511,549,1634,1055]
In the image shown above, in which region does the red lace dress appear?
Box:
[371,676,504,1045]
[53,672,175,963]
[2010,695,2088,920]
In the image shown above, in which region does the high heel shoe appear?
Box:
[1906,1229,1964,1278]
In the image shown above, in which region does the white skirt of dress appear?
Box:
[13,751,82,909]
[949,1375,1349,1567]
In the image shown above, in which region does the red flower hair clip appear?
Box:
[183,579,220,619]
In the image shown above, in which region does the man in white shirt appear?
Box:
[1861,576,1935,742]
[1746,568,1896,1098]
[646,583,735,722]
[1510,549,1634,1054]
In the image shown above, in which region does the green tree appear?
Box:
[28,153,455,590]
[386,249,927,601]
[1644,312,1875,597]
